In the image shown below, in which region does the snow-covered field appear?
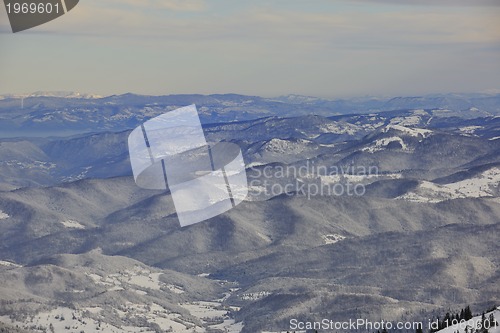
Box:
[445,168,500,198]
[118,302,203,332]
[0,160,56,170]
[0,303,235,333]
[1,268,244,333]
[85,266,180,294]
[0,307,154,333]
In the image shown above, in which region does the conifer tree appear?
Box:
[465,306,473,321]
[445,313,451,327]
[488,313,497,327]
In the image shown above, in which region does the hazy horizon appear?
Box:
[1,0,499,98]
[1,89,500,100]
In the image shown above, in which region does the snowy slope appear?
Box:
[436,308,500,333]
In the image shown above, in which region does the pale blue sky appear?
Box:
[0,0,499,97]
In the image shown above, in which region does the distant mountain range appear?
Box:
[0,92,499,137]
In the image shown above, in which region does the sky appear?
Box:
[0,0,499,98]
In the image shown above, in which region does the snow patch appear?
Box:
[0,210,9,219]
[362,136,408,153]
[240,291,271,301]
[322,234,346,244]
[120,302,187,331]
[181,301,227,318]
[82,306,102,314]
[412,109,429,116]
[385,124,432,138]
[0,260,21,268]
[459,125,483,135]
[166,284,185,294]
[246,161,266,168]
[321,173,401,184]
[128,272,162,290]
[60,219,85,229]
[389,115,422,126]
[264,138,310,154]
[197,272,211,277]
